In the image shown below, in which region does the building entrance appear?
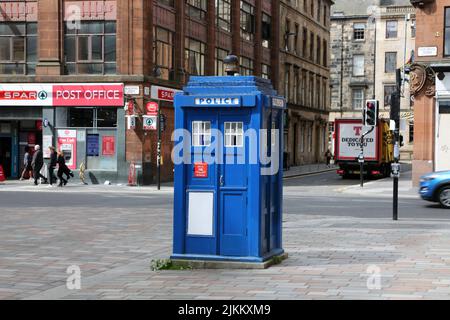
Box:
[0,137,12,178]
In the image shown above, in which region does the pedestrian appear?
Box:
[325,149,333,168]
[48,146,57,186]
[57,151,69,187]
[31,145,47,185]
[20,146,33,180]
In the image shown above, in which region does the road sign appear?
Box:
[146,101,159,115]
[143,115,157,131]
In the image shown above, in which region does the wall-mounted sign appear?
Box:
[151,85,181,102]
[145,101,159,115]
[418,47,438,57]
[57,129,77,170]
[126,115,136,130]
[124,85,140,95]
[43,135,53,159]
[102,136,115,156]
[272,97,285,108]
[0,83,124,106]
[194,162,208,178]
[87,134,99,157]
[143,115,157,131]
[194,97,240,106]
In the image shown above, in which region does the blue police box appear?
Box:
[172,75,286,266]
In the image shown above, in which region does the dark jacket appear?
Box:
[31,150,43,169]
[50,152,57,167]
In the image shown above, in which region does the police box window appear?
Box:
[64,21,116,75]
[225,122,243,147]
[192,121,211,146]
[0,22,38,75]
[68,107,117,128]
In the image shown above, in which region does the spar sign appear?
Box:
[0,83,124,106]
[336,122,377,161]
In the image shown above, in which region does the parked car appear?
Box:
[419,171,450,208]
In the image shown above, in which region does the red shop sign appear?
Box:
[145,101,159,115]
[52,84,124,106]
[194,162,208,178]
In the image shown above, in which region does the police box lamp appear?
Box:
[363,100,379,127]
[224,55,239,76]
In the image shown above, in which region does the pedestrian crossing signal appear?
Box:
[364,100,379,127]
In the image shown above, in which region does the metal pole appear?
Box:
[157,105,161,190]
[373,18,377,100]
[392,69,402,221]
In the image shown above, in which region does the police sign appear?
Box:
[194,97,240,106]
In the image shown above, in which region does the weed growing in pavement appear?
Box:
[150,259,192,271]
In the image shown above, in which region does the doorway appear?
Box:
[0,137,12,177]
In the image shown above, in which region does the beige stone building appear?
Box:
[279,0,333,167]
[329,0,415,160]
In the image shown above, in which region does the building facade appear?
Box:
[329,0,415,160]
[410,0,450,185]
[280,0,333,166]
[0,0,281,184]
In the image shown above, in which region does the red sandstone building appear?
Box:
[0,0,281,184]
[410,0,450,184]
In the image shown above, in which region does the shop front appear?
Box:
[0,83,125,182]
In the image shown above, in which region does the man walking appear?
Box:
[31,145,47,185]
[48,146,57,186]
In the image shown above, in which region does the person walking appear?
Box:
[20,146,33,180]
[325,149,333,168]
[48,146,57,186]
[31,145,47,185]
[57,151,69,187]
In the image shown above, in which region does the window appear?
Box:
[262,63,271,79]
[310,0,314,17]
[262,13,271,48]
[225,122,244,147]
[216,0,231,32]
[158,0,174,7]
[186,0,207,20]
[310,32,314,61]
[0,22,37,75]
[185,37,205,76]
[154,27,174,80]
[302,27,308,58]
[445,8,450,56]
[284,64,291,102]
[64,21,116,75]
[353,23,365,40]
[240,56,253,75]
[352,89,364,110]
[293,67,299,104]
[323,5,327,26]
[300,70,306,105]
[316,36,321,64]
[300,123,305,153]
[316,77,321,108]
[307,124,313,152]
[323,39,327,67]
[384,85,397,107]
[323,78,328,109]
[411,19,416,38]
[192,121,211,146]
[386,20,398,39]
[317,0,321,21]
[409,121,414,143]
[215,48,229,76]
[385,52,397,73]
[294,24,299,54]
[309,74,314,107]
[68,107,117,128]
[353,55,364,76]
[240,1,255,41]
[285,19,291,51]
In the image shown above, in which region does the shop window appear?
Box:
[0,22,37,75]
[154,27,174,80]
[185,37,206,76]
[192,121,211,146]
[186,0,207,20]
[240,1,255,42]
[215,48,229,76]
[68,107,117,128]
[64,21,116,75]
[216,0,231,32]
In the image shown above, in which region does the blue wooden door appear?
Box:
[218,110,250,256]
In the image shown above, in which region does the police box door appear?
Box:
[185,109,250,257]
[218,110,251,256]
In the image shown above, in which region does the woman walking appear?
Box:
[57,151,69,187]
[20,146,33,180]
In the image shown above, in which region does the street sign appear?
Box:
[146,101,159,115]
[143,115,157,131]
[391,163,401,178]
[151,85,182,102]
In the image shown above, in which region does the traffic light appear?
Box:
[364,100,379,127]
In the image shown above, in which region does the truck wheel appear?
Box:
[438,186,450,209]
